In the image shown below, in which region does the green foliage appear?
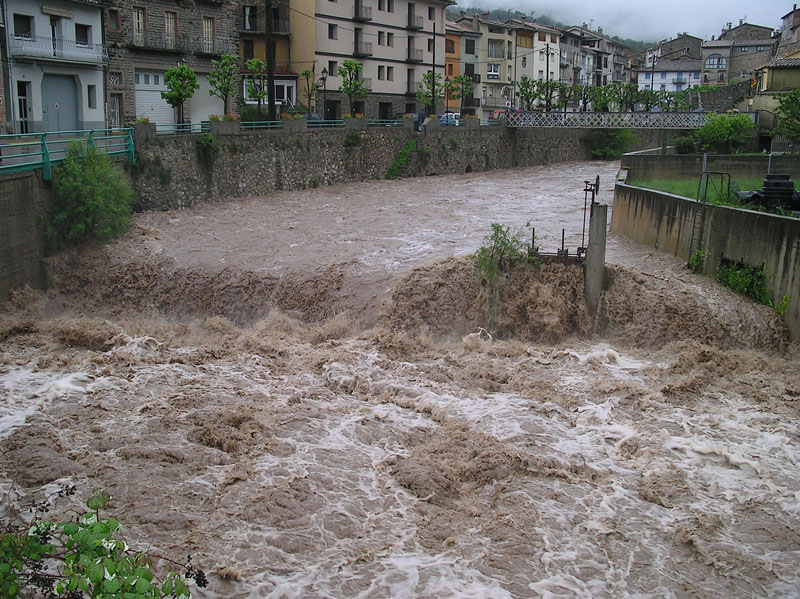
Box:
[161,65,199,124]
[245,58,268,116]
[207,54,238,115]
[585,129,640,159]
[670,136,696,154]
[774,89,800,139]
[694,112,754,154]
[196,133,219,164]
[714,259,773,306]
[688,249,705,273]
[415,71,445,113]
[337,59,368,117]
[777,295,791,318]
[240,105,272,122]
[448,74,475,115]
[47,142,135,250]
[1,489,206,598]
[386,140,416,179]
[343,130,361,149]
[300,68,321,118]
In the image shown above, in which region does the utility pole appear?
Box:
[265,0,276,120]
[430,21,436,115]
[545,42,550,112]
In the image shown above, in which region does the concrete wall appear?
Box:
[611,183,800,338]
[621,153,800,182]
[0,171,48,299]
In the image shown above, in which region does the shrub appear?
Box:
[688,249,705,272]
[240,105,272,122]
[585,129,640,159]
[208,114,221,122]
[714,259,772,306]
[386,140,415,179]
[135,117,149,124]
[694,112,754,154]
[47,142,135,250]
[670,136,696,154]
[0,489,207,598]
[222,113,238,121]
[343,130,362,149]
[196,133,219,163]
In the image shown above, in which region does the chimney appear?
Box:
[739,18,743,26]
[597,26,603,35]
[460,10,465,17]
[726,22,732,29]
[482,12,489,18]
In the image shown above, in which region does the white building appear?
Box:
[3,0,107,132]
[637,58,701,92]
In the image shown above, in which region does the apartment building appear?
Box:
[105,0,237,126]
[565,24,628,87]
[645,33,702,67]
[313,0,453,119]
[2,0,107,133]
[701,21,777,86]
[559,28,590,86]
[637,57,701,91]
[444,19,480,114]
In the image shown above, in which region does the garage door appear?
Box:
[135,71,174,124]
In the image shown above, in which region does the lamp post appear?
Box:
[320,67,328,119]
[444,76,450,112]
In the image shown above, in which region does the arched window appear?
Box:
[705,54,726,69]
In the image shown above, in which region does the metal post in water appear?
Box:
[584,204,608,317]
[768,152,772,175]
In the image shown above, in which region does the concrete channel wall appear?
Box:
[611,183,800,339]
[620,153,800,182]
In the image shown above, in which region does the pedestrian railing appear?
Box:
[240,120,283,131]
[307,120,345,128]
[505,111,709,129]
[367,119,403,127]
[155,122,209,135]
[0,128,135,180]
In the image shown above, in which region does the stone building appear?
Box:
[104,0,238,126]
[2,0,107,132]
[310,0,454,119]
[565,24,628,87]
[701,21,778,87]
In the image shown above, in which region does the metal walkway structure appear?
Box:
[505,111,708,129]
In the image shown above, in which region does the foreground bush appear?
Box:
[585,129,640,159]
[47,142,136,250]
[694,112,754,154]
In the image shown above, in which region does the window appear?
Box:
[428,38,433,52]
[134,73,139,84]
[718,71,725,82]
[661,71,666,79]
[378,0,384,9]
[507,65,512,80]
[88,85,97,109]
[387,0,393,13]
[13,14,33,38]
[202,17,214,53]
[387,66,393,80]
[487,63,500,79]
[428,7,434,20]
[378,31,385,45]
[242,39,254,62]
[705,54,726,69]
[328,60,338,74]
[75,24,90,46]
[242,6,256,30]
[387,32,394,46]
[164,11,177,49]
[645,72,650,79]
[521,56,526,67]
[109,71,122,85]
[465,38,475,54]
[143,74,150,84]
[378,65,385,80]
[550,34,557,43]
[694,71,699,78]
[447,63,453,75]
[603,57,608,68]
[538,69,544,80]
[108,9,121,31]
[328,24,337,39]
[153,74,159,85]
[133,7,146,45]
[445,39,454,53]
[676,84,682,91]
[757,46,764,51]
[741,46,748,52]
[517,34,532,49]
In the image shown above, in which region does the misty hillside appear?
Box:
[446,6,653,50]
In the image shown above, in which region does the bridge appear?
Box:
[504,111,709,129]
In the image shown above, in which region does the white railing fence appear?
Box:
[505,111,708,129]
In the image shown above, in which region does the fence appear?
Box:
[505,111,708,129]
[0,129,135,180]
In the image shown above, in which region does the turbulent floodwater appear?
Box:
[2,161,799,598]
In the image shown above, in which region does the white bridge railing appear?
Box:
[505,111,708,129]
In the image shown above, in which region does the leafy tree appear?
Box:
[47,141,135,250]
[300,68,321,117]
[416,71,444,115]
[694,112,755,153]
[573,84,592,112]
[638,88,658,111]
[207,54,238,115]
[448,74,475,115]
[555,83,573,112]
[245,58,268,117]
[161,64,198,124]
[774,88,800,139]
[534,80,558,112]
[338,59,368,116]
[516,77,537,110]
[590,85,613,112]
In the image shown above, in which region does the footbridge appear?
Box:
[504,111,709,129]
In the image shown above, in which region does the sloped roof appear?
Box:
[652,58,702,72]
[703,39,733,47]
[446,20,480,35]
[766,57,800,68]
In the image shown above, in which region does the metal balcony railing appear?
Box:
[407,48,422,62]
[487,49,504,58]
[9,35,107,63]
[406,80,418,94]
[407,15,423,29]
[354,41,372,56]
[131,31,191,52]
[272,19,290,34]
[354,3,372,20]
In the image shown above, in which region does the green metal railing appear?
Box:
[155,122,209,134]
[367,119,403,127]
[307,119,345,128]
[0,128,135,180]
[240,120,283,130]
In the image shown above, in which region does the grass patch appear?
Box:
[628,177,799,211]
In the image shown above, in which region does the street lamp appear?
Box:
[444,76,450,112]
[320,67,328,119]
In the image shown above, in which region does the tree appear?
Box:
[245,58,268,117]
[338,59,368,116]
[416,71,445,114]
[573,84,592,112]
[694,112,755,153]
[534,80,558,112]
[207,54,238,115]
[590,85,613,112]
[774,88,800,139]
[448,74,475,116]
[555,83,572,112]
[162,64,199,124]
[300,68,321,117]
[516,77,537,111]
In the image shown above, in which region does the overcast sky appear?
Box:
[454,1,787,43]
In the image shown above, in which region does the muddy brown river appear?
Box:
[2,161,799,598]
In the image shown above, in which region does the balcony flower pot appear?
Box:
[282,118,307,132]
[210,120,240,136]
[133,122,156,143]
[344,117,367,131]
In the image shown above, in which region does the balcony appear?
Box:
[272,19,290,34]
[9,35,107,64]
[196,38,237,55]
[354,3,372,21]
[131,31,191,52]
[673,77,687,84]
[407,48,422,62]
[354,41,372,56]
[407,14,423,29]
[362,77,372,90]
[406,80,418,94]
[487,49,504,59]
[613,55,626,65]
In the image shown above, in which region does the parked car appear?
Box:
[303,112,322,120]
[440,112,460,126]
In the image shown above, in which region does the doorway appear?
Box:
[42,74,77,131]
[16,81,30,133]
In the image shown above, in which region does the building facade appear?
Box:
[105,0,237,126]
[637,57,701,92]
[701,21,777,87]
[3,0,107,133]
[444,19,480,115]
